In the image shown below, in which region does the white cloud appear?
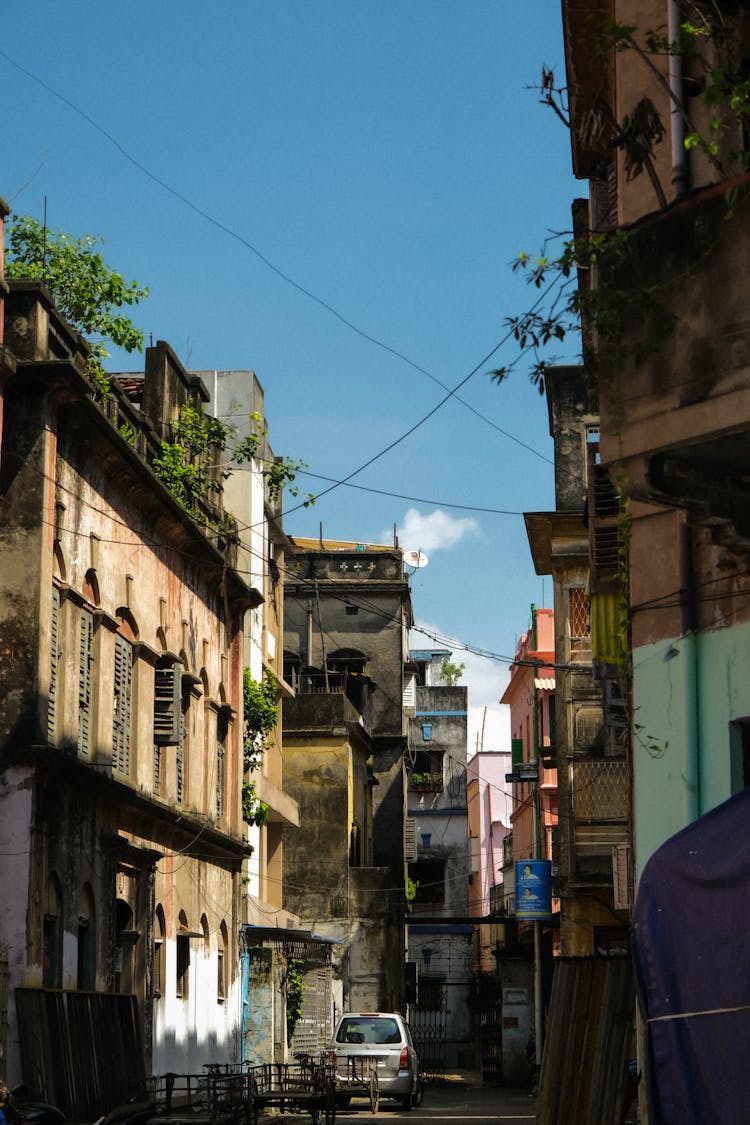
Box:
[389,508,479,555]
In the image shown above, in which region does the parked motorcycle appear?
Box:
[93,1100,156,1125]
[94,1098,156,1125]
[5,1085,65,1125]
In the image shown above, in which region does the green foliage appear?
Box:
[440,658,465,686]
[283,956,306,1046]
[152,401,313,517]
[118,420,136,446]
[243,668,279,770]
[152,399,228,510]
[242,780,270,827]
[410,770,443,789]
[241,669,278,825]
[5,215,148,357]
[406,876,419,902]
[6,215,149,404]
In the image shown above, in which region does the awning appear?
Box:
[534,677,555,691]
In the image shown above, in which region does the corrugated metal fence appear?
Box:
[536,955,634,1125]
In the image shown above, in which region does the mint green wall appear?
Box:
[633,619,750,880]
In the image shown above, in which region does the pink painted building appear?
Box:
[501,607,558,909]
[467,749,512,973]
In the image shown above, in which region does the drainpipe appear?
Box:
[306,599,314,688]
[669,0,689,198]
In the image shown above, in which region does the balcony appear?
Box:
[409,771,444,793]
[571,757,629,882]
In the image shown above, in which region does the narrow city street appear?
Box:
[262,1080,537,1125]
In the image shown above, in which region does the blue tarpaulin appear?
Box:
[632,787,750,1123]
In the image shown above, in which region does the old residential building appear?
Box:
[406,649,473,1073]
[524,367,628,956]
[532,2,750,1118]
[0,234,255,1111]
[282,538,413,1020]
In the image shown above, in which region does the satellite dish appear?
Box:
[403,549,429,569]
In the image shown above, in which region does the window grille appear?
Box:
[404,818,418,862]
[569,587,589,638]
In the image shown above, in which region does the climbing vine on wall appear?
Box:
[152,403,312,520]
[241,668,278,826]
[282,956,306,1046]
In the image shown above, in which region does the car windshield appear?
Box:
[336,1017,401,1045]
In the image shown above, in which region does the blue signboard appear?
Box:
[515,859,552,920]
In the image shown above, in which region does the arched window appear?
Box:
[43,874,63,989]
[217,921,228,1002]
[82,569,100,607]
[77,884,96,991]
[216,707,230,820]
[115,898,134,994]
[154,905,166,999]
[176,910,191,1000]
[113,610,137,777]
[201,913,210,958]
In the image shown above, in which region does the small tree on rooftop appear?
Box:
[5,214,148,395]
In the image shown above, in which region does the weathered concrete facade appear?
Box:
[524,368,628,956]
[563,0,750,879]
[0,273,254,1108]
[198,369,306,1064]
[282,693,403,1016]
[283,538,413,1017]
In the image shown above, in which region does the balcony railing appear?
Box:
[571,757,629,881]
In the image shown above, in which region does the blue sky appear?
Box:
[2,2,580,751]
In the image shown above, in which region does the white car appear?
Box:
[330,1011,422,1110]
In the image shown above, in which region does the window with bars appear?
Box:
[569,587,589,637]
[113,635,132,775]
[77,610,94,757]
[216,709,228,818]
[48,587,61,745]
[217,922,228,1002]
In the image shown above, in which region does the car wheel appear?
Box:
[400,1093,413,1111]
[412,1076,424,1107]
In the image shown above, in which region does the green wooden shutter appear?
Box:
[113,635,132,775]
[77,610,93,757]
[47,587,60,744]
[176,708,185,805]
[511,738,523,770]
[154,666,181,745]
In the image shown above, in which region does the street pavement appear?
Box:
[260,1073,537,1124]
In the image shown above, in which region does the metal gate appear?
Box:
[473,973,502,1084]
[410,980,447,1077]
[290,966,332,1056]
